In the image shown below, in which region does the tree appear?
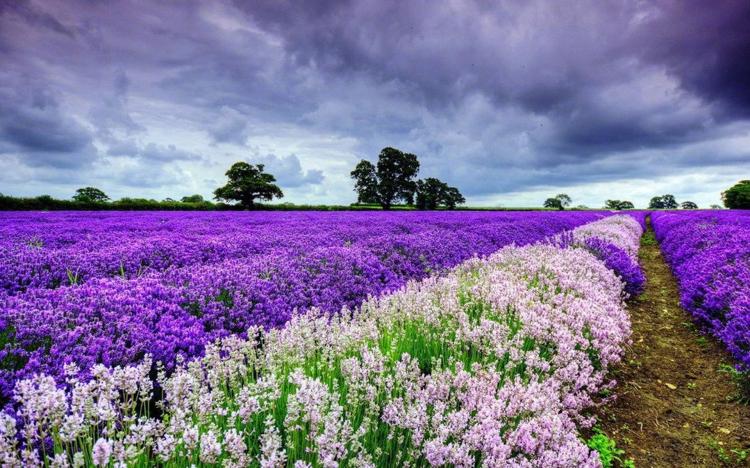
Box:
[555,193,572,208]
[415,178,465,210]
[376,147,420,209]
[619,201,635,210]
[722,180,750,209]
[661,194,678,209]
[181,194,205,203]
[710,204,723,209]
[648,196,664,209]
[604,199,634,210]
[73,187,110,204]
[544,198,563,210]
[543,193,572,210]
[350,147,420,209]
[213,162,283,208]
[681,201,698,209]
[649,194,678,209]
[444,186,466,209]
[350,160,379,204]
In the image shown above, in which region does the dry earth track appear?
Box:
[597,219,750,467]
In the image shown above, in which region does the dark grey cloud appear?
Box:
[0,0,75,38]
[635,0,750,117]
[89,70,144,138]
[0,85,98,168]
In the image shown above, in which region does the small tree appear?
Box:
[649,194,678,209]
[681,201,698,209]
[415,178,465,210]
[544,198,563,210]
[544,193,571,210]
[73,187,110,204]
[662,194,678,209]
[555,193,572,208]
[213,162,283,208]
[710,204,723,209]
[350,160,379,204]
[648,196,664,209]
[181,194,205,203]
[350,147,420,209]
[605,200,634,210]
[722,180,750,209]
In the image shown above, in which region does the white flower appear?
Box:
[92,438,112,466]
[199,430,222,464]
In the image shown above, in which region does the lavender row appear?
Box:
[0,211,605,398]
[652,210,750,371]
[0,211,603,294]
[564,215,645,297]
[0,216,641,466]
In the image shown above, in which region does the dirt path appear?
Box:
[597,219,750,467]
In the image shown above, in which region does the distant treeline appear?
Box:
[0,194,221,211]
[0,194,558,212]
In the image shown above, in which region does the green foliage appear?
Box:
[709,438,748,466]
[640,231,657,246]
[605,200,635,210]
[544,198,562,210]
[719,364,750,404]
[0,193,225,211]
[350,160,379,204]
[72,187,110,204]
[415,177,465,210]
[213,162,284,208]
[722,180,750,209]
[555,193,572,208]
[681,201,698,209]
[180,194,205,203]
[376,147,420,209]
[350,147,424,209]
[648,194,678,209]
[543,194,572,210]
[586,428,634,468]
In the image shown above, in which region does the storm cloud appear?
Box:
[0,0,748,206]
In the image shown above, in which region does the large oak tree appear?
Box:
[214,162,283,208]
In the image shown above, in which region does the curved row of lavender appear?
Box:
[0,211,606,399]
[0,215,642,467]
[551,214,646,298]
[652,210,750,371]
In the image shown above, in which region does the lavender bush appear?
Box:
[549,215,645,298]
[0,215,642,467]
[652,210,750,371]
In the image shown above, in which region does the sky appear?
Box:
[1,0,749,208]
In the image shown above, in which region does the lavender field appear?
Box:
[0,211,609,393]
[0,211,651,466]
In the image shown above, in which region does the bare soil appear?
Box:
[597,220,750,467]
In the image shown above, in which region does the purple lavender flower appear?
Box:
[653,210,750,370]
